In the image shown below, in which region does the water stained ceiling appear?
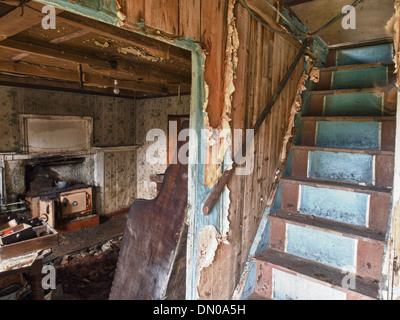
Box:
[286,0,395,47]
[0,1,192,98]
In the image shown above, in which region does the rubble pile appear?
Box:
[52,236,122,300]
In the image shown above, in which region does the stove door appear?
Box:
[59,188,92,219]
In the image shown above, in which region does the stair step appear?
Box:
[309,89,396,117]
[321,61,394,72]
[268,217,385,280]
[269,210,386,244]
[292,145,395,156]
[281,176,392,195]
[326,42,393,67]
[302,116,395,121]
[254,249,379,300]
[301,117,395,151]
[319,65,392,91]
[281,177,391,233]
[291,146,394,188]
[309,87,390,96]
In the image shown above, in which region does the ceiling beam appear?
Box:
[56,11,192,68]
[0,60,187,94]
[0,38,191,85]
[0,72,139,99]
[0,3,44,41]
[283,0,316,6]
[49,29,91,44]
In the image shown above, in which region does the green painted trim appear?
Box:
[34,0,121,26]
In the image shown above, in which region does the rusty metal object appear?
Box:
[109,121,189,300]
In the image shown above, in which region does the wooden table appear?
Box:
[0,257,44,300]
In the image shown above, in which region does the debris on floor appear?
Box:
[51,236,122,300]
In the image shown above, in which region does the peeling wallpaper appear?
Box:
[0,86,136,151]
[135,95,190,199]
[104,151,136,213]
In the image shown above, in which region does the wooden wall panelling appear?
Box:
[201,0,228,128]
[119,0,201,42]
[197,2,249,300]
[122,0,146,23]
[144,0,179,35]
[178,0,201,42]
[197,3,307,298]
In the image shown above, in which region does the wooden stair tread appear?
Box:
[309,87,390,96]
[302,116,395,122]
[269,210,386,244]
[254,249,380,299]
[292,145,395,156]
[281,176,392,196]
[320,60,394,72]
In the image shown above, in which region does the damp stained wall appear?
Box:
[135,95,190,199]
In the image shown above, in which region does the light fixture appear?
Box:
[113,79,120,95]
[109,59,120,95]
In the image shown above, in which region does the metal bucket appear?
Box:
[0,283,23,300]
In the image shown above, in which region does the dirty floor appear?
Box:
[45,213,127,300]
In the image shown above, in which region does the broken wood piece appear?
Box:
[109,121,189,300]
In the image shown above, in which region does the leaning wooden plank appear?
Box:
[109,121,189,300]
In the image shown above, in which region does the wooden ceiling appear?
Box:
[287,0,395,47]
[0,1,192,98]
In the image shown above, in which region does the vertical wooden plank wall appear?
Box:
[144,0,179,35]
[119,0,201,42]
[179,0,201,41]
[200,0,228,128]
[197,4,306,299]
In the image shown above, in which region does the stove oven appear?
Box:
[26,185,93,228]
[58,187,92,220]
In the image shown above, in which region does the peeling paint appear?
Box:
[204,0,238,189]
[392,1,400,86]
[194,0,238,297]
[196,225,222,291]
[94,40,110,48]
[117,47,162,63]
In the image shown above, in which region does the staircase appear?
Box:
[249,42,396,300]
